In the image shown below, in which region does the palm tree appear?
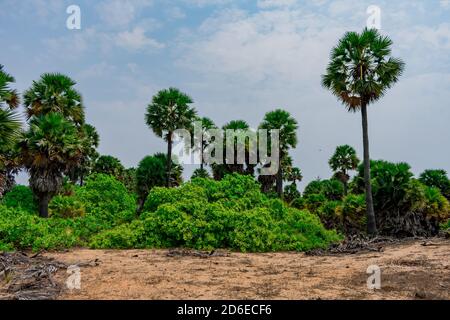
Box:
[0,65,20,111]
[136,153,183,212]
[145,88,197,187]
[259,109,298,197]
[322,28,404,235]
[0,65,21,197]
[23,73,85,125]
[197,117,217,171]
[68,123,100,185]
[93,155,124,179]
[329,145,359,195]
[21,113,83,217]
[285,167,303,187]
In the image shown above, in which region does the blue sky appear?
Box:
[1,0,450,188]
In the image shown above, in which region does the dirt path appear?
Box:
[47,239,450,300]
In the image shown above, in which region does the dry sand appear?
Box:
[47,239,450,300]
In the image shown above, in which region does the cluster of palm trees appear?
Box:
[0,71,99,217]
[0,28,404,235]
[145,89,301,198]
[0,66,21,197]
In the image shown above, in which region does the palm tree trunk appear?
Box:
[38,193,50,218]
[0,171,5,198]
[361,103,377,235]
[343,182,348,196]
[276,167,283,198]
[167,132,173,188]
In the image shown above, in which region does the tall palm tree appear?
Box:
[146,88,197,187]
[322,28,405,235]
[23,73,85,125]
[259,109,298,197]
[329,145,359,196]
[285,167,303,187]
[191,116,217,171]
[0,65,21,197]
[69,123,100,185]
[21,113,83,217]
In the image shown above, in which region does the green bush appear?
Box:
[1,174,341,252]
[2,185,37,213]
[423,186,449,220]
[0,205,79,251]
[336,194,366,233]
[353,160,449,236]
[99,174,341,252]
[303,179,344,201]
[90,220,146,249]
[49,195,85,218]
[77,174,136,223]
[419,169,450,200]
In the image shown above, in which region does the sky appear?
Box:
[1,0,450,189]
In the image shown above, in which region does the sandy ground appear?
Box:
[47,239,450,300]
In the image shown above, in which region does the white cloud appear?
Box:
[182,0,232,7]
[97,0,153,28]
[166,6,187,20]
[116,27,165,51]
[440,0,450,9]
[78,62,117,79]
[257,0,298,9]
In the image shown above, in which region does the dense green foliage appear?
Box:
[298,160,450,236]
[92,175,340,251]
[136,153,183,211]
[93,155,124,179]
[419,169,450,200]
[2,185,37,213]
[1,174,340,252]
[0,174,137,251]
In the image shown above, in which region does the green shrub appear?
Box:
[49,195,85,218]
[1,173,341,253]
[303,179,344,201]
[304,193,327,212]
[423,186,449,220]
[353,160,449,236]
[90,220,146,249]
[77,174,136,223]
[143,183,208,213]
[106,174,340,252]
[0,205,79,251]
[419,169,450,200]
[2,185,37,213]
[336,194,366,233]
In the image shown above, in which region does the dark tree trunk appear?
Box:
[38,194,50,218]
[343,180,348,196]
[361,103,377,235]
[0,172,5,198]
[276,166,283,198]
[137,196,145,214]
[167,132,173,188]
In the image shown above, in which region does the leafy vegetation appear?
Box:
[92,174,341,251]
[1,174,340,252]
[1,29,449,254]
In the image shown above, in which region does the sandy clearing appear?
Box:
[46,239,450,300]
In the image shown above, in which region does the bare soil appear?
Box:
[41,239,450,300]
